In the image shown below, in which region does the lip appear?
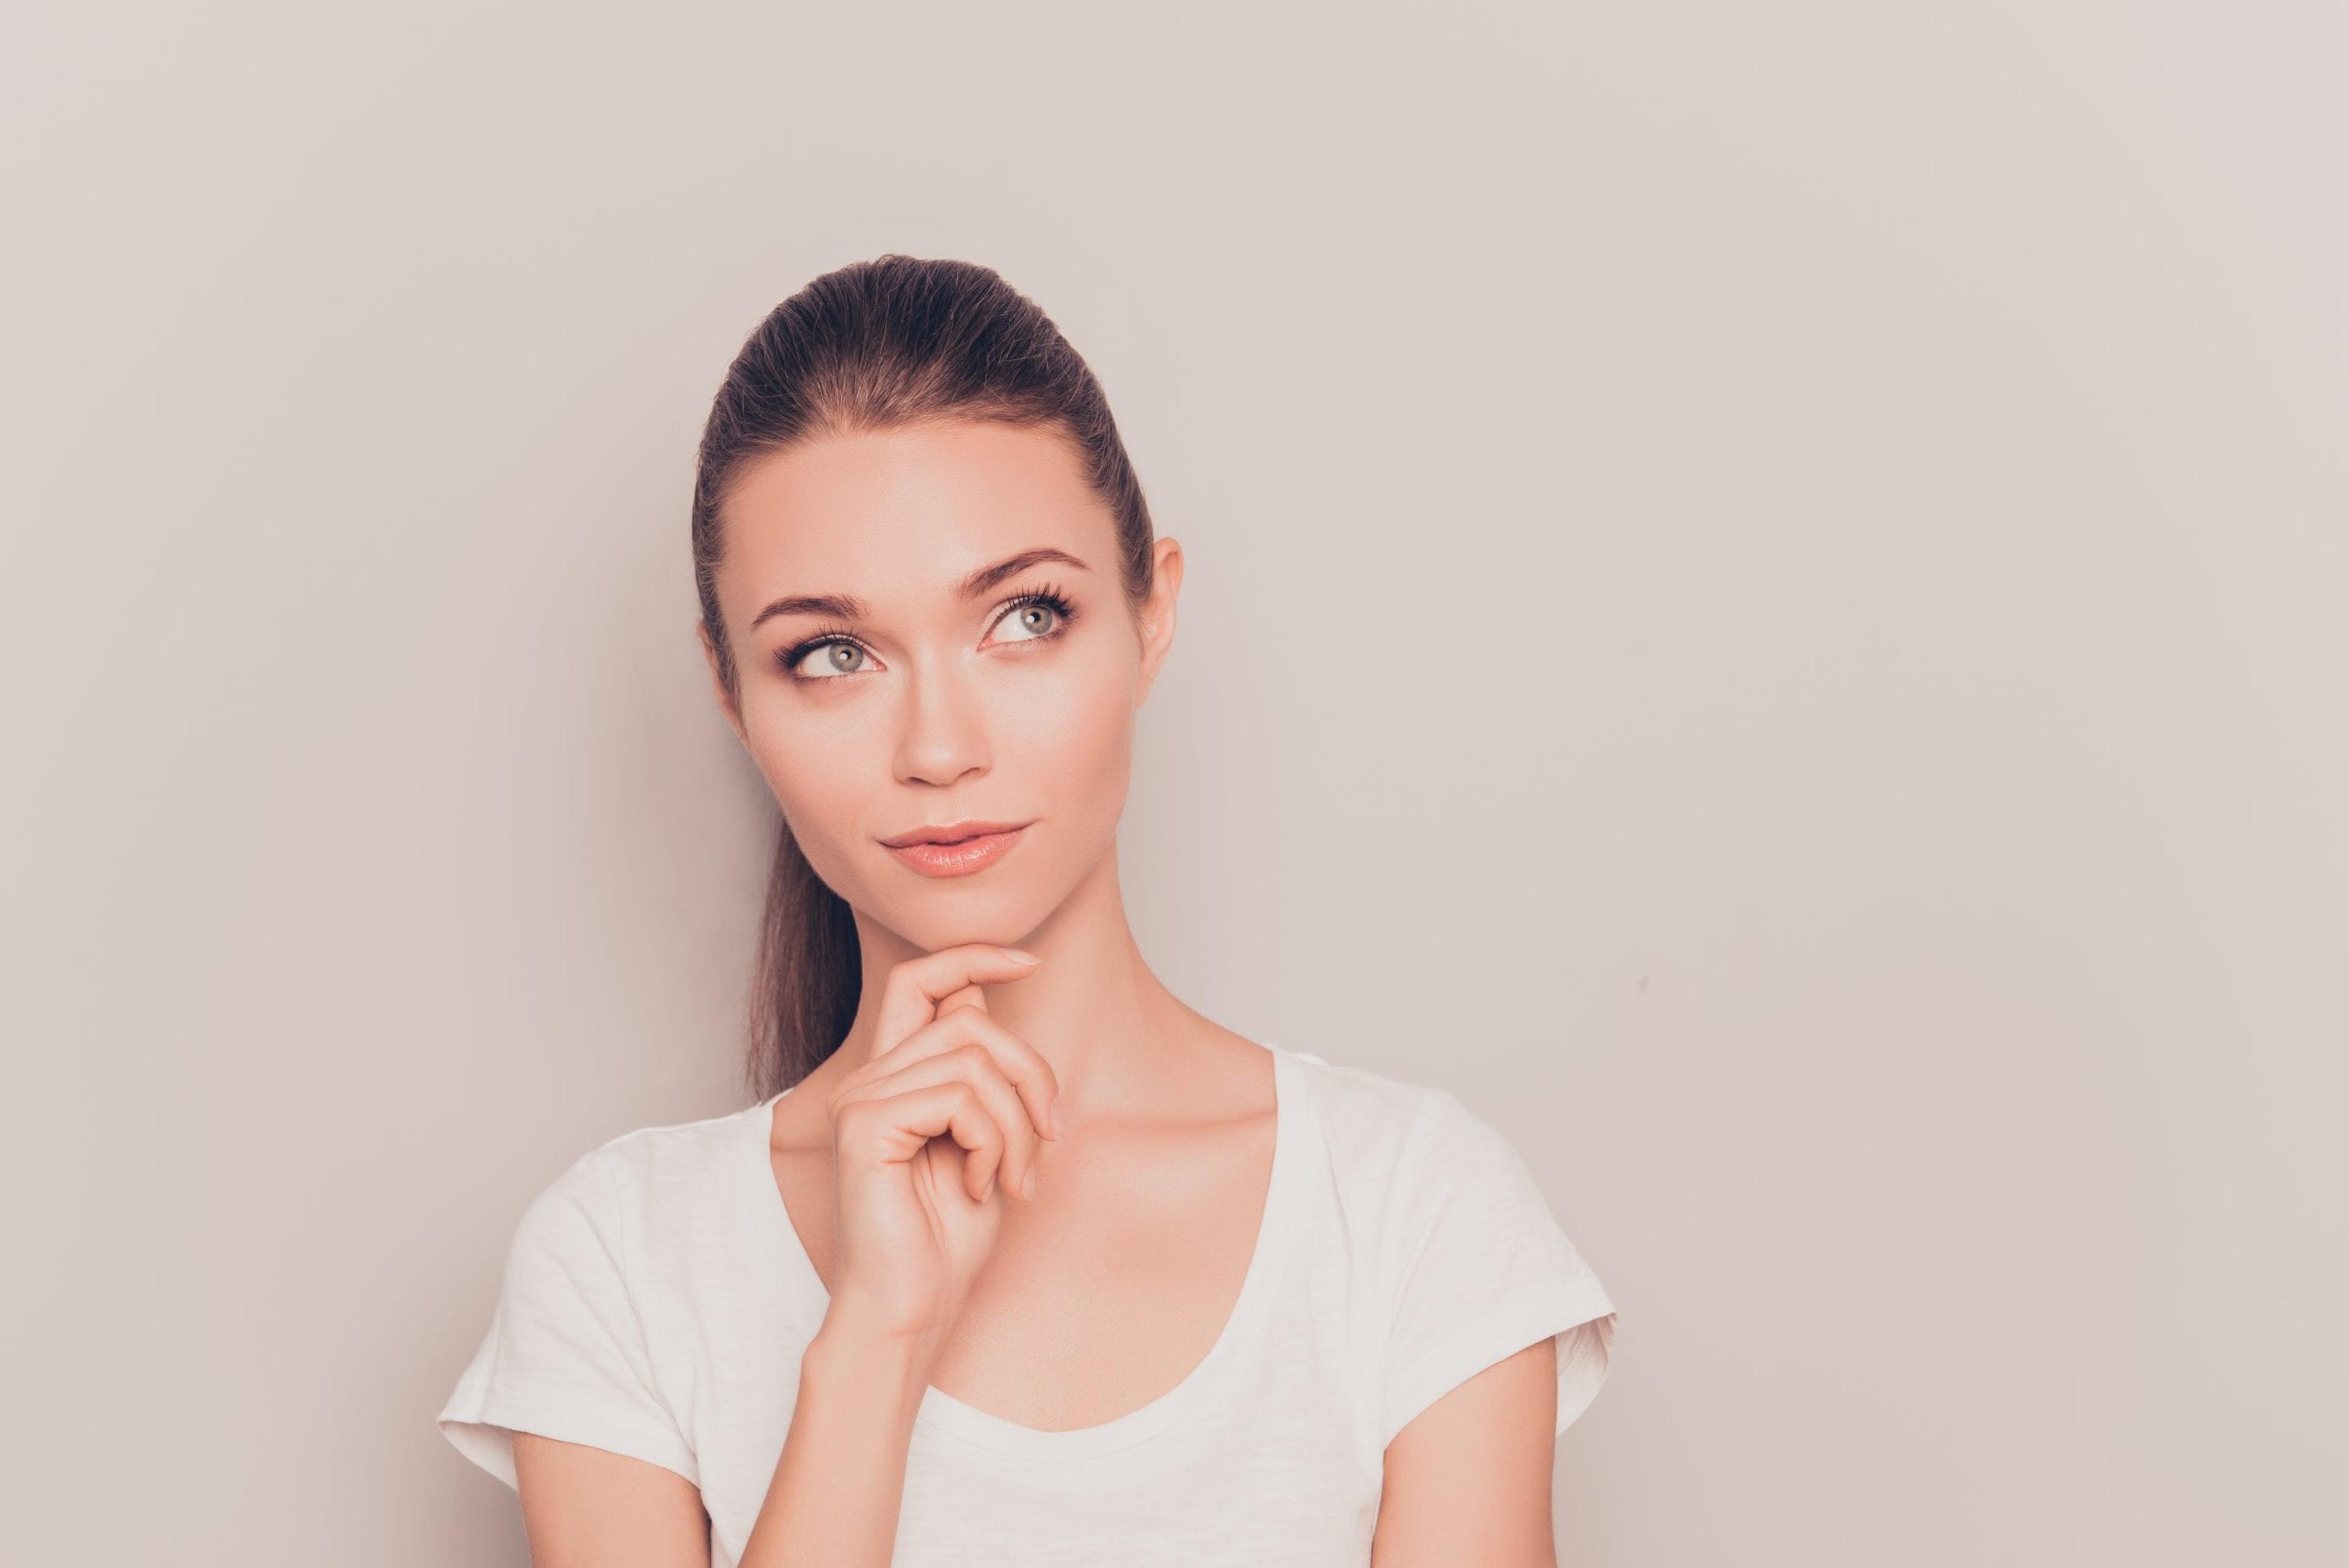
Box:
[878,820,1034,879]
[880,818,1031,848]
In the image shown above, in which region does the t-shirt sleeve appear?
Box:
[436,1147,700,1492]
[1376,1089,1619,1452]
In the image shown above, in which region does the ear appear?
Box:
[1132,536,1184,708]
[697,618,749,750]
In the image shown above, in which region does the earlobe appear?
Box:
[1132,538,1184,706]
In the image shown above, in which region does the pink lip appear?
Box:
[881,824,1031,878]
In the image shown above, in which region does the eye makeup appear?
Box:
[771,582,1082,683]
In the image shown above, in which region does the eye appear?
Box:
[988,585,1078,647]
[775,626,879,682]
[774,585,1077,687]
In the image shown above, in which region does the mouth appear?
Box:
[878,820,1034,879]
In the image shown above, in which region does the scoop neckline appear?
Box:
[740,1038,1305,1461]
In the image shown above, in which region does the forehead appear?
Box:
[717,419,1110,624]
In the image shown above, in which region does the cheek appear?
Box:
[1004,654,1135,827]
[741,720,869,876]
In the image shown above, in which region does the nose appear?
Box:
[890,650,990,788]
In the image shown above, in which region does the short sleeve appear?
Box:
[436,1148,700,1491]
[1376,1089,1619,1451]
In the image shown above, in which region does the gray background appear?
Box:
[4,2,2340,1562]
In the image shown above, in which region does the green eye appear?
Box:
[774,584,1078,686]
[793,640,871,678]
[990,585,1078,646]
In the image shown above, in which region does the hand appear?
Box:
[820,943,1063,1351]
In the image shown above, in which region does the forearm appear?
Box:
[740,1314,935,1567]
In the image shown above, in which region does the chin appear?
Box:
[862,877,1048,951]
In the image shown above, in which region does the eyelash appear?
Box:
[774,583,1081,683]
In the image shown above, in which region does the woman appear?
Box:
[437,254,1619,1566]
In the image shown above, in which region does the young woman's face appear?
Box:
[702,418,1179,953]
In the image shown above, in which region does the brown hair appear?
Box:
[691,255,1157,1099]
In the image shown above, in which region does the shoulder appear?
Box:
[1283,1046,1522,1191]
[1280,1049,1618,1447]
[442,1101,747,1491]
[509,1097,760,1273]
[1281,1045,1596,1283]
[580,1095,761,1191]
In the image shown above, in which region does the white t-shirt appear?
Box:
[437,1041,1618,1566]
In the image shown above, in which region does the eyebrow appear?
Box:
[746,547,1094,632]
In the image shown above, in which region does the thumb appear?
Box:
[935,982,989,1018]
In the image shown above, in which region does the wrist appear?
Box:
[804,1313,938,1419]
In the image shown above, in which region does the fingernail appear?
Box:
[1004,948,1042,964]
[1020,1166,1038,1199]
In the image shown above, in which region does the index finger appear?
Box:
[874,943,1043,1055]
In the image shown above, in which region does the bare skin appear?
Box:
[767,960,1283,1432]
[510,418,1562,1566]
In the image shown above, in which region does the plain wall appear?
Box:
[2,2,2340,1562]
